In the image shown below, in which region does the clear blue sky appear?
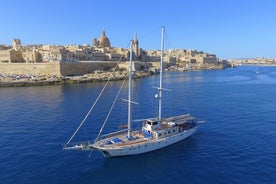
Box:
[1,0,276,59]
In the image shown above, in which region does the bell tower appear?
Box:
[132,33,140,60]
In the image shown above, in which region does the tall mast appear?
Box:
[158,26,165,124]
[128,40,133,138]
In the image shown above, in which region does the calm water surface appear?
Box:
[1,66,276,183]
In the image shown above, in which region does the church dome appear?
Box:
[98,30,111,47]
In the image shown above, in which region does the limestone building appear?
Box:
[0,49,23,63]
[93,30,111,48]
[131,33,147,62]
[132,33,139,60]
[22,47,40,63]
[0,32,219,65]
[12,39,21,50]
[91,30,146,62]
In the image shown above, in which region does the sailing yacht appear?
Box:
[64,26,202,157]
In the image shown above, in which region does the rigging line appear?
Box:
[65,77,110,146]
[94,78,127,143]
[164,29,173,50]
[169,90,172,117]
[65,54,125,146]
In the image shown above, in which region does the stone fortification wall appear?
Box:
[151,62,161,68]
[0,63,61,76]
[118,61,154,71]
[60,61,117,76]
[0,62,117,76]
[0,61,158,76]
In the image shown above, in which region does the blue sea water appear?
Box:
[1,66,276,184]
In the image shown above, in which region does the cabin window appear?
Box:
[158,133,162,137]
[147,120,158,126]
[173,129,175,132]
[168,131,171,134]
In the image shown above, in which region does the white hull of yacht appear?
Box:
[95,126,197,157]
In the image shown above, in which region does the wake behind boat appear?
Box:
[63,26,203,157]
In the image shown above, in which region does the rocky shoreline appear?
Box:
[0,62,230,87]
[0,70,155,87]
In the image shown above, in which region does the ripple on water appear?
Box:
[1,67,276,183]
